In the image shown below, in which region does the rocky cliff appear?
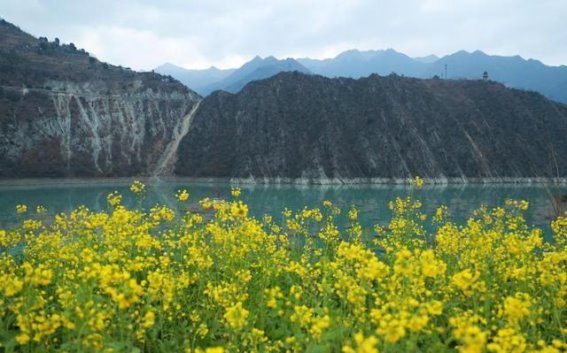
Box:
[0,20,201,177]
[4,19,567,182]
[176,72,567,182]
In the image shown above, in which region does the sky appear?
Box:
[1,0,566,71]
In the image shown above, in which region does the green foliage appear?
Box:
[0,183,565,352]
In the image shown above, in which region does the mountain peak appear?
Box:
[157,48,567,104]
[250,55,264,63]
[212,55,311,93]
[452,50,471,56]
[156,62,181,70]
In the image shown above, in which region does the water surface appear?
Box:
[0,179,565,236]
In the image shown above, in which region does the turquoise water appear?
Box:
[0,179,565,236]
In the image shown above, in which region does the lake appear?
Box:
[0,179,565,237]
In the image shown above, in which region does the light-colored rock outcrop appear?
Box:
[0,82,200,177]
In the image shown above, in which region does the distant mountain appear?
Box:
[165,49,567,104]
[155,63,234,95]
[298,49,567,104]
[413,54,439,63]
[426,50,567,103]
[157,56,311,96]
[208,56,311,94]
[0,19,201,177]
[298,49,428,78]
[176,72,567,181]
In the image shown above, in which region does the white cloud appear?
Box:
[0,0,565,70]
[75,26,207,70]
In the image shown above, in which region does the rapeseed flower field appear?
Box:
[0,180,565,352]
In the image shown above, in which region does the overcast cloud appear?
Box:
[1,0,566,70]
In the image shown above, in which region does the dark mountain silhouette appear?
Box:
[176,72,567,182]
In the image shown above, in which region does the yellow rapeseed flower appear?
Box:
[130,180,146,194]
[230,201,248,218]
[205,348,224,353]
[502,293,531,324]
[413,176,424,188]
[107,191,122,206]
[142,310,155,329]
[343,332,379,353]
[176,189,189,202]
[231,187,241,197]
[224,302,249,330]
[1,190,565,352]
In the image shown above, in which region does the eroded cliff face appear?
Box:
[176,72,567,182]
[0,20,203,178]
[0,82,200,177]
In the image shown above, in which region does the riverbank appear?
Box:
[1,176,567,188]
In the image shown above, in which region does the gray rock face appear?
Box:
[0,19,202,177]
[176,72,567,182]
[0,82,200,177]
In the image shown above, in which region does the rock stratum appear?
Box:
[0,19,201,177]
[176,72,567,182]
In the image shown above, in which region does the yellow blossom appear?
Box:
[176,189,189,202]
[502,293,531,324]
[142,310,156,329]
[224,302,249,330]
[1,192,565,352]
[130,180,146,194]
[413,176,424,188]
[231,187,241,197]
[343,332,379,353]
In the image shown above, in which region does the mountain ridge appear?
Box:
[3,18,567,182]
[160,48,567,103]
[175,71,567,182]
[156,56,310,96]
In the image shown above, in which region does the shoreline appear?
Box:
[0,176,567,188]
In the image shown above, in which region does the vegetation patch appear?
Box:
[0,180,566,352]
